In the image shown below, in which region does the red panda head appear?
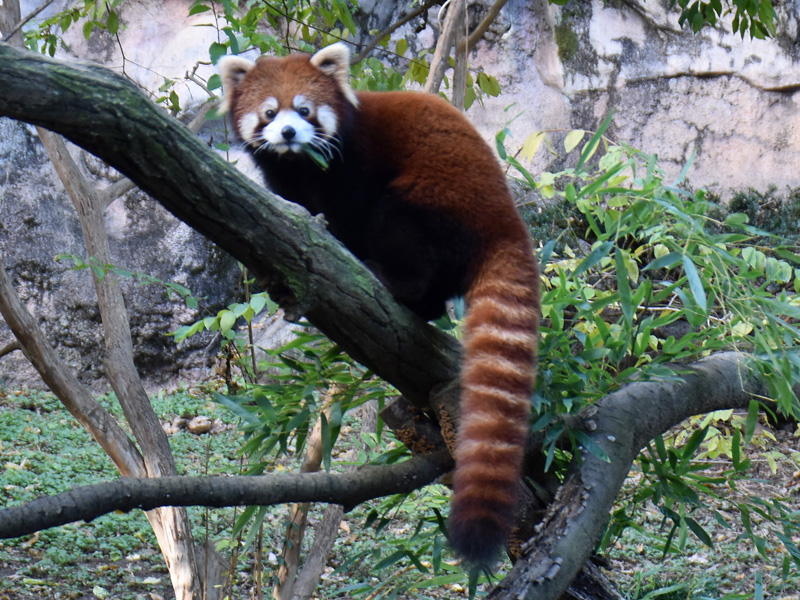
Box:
[219,43,358,159]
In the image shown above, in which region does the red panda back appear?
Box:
[219,44,540,565]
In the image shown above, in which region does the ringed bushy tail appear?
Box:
[448,241,539,566]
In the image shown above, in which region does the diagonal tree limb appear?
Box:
[0,43,462,408]
[98,99,218,209]
[489,352,764,600]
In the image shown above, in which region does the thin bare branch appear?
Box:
[351,0,442,64]
[0,340,21,359]
[100,177,137,208]
[424,0,465,94]
[465,0,510,52]
[0,0,57,43]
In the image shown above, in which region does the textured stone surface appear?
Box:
[466,0,800,194]
[0,118,240,389]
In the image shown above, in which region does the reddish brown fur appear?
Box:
[221,47,540,565]
[232,55,350,125]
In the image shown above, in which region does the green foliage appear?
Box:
[336,488,489,599]
[215,329,389,474]
[672,0,777,38]
[23,0,125,56]
[173,290,277,345]
[192,0,360,63]
[504,116,800,415]
[505,117,800,583]
[350,56,407,92]
[625,572,721,600]
[196,320,497,594]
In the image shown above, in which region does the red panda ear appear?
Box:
[218,56,256,114]
[310,43,359,108]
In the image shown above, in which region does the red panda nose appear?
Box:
[281,126,296,140]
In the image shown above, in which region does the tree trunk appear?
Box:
[36,125,204,599]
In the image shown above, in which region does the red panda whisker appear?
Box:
[310,136,342,162]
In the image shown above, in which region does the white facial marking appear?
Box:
[261,97,279,114]
[238,112,260,146]
[262,110,315,154]
[317,106,338,136]
[293,94,312,113]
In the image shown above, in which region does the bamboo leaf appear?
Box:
[521,131,546,162]
[573,241,614,278]
[564,129,586,154]
[682,255,707,313]
[615,248,633,327]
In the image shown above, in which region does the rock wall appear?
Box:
[465,0,800,194]
[1,0,798,389]
[0,118,240,389]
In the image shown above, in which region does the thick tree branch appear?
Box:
[490,352,765,600]
[0,450,453,539]
[0,43,461,408]
[99,100,218,209]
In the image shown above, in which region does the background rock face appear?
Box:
[465,0,800,193]
[0,118,240,389]
[1,0,798,389]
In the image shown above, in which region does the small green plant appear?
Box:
[24,0,125,56]
[216,329,389,470]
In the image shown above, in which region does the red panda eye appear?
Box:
[265,109,276,120]
[298,107,310,117]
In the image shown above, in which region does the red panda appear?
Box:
[219,42,540,565]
